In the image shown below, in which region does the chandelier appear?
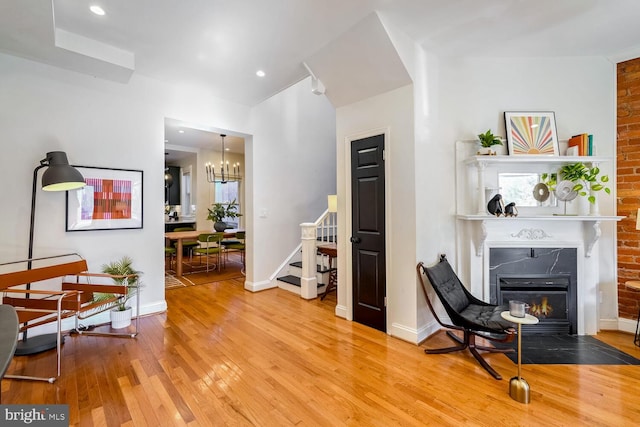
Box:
[205,134,241,183]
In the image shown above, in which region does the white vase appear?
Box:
[494,144,508,156]
[110,307,132,329]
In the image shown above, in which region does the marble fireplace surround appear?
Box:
[460,217,621,335]
[489,247,577,334]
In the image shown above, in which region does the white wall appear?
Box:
[0,52,251,331]
[336,84,417,341]
[247,77,337,290]
[195,150,245,227]
[369,34,618,341]
[422,55,618,331]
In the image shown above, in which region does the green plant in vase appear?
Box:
[95,256,141,311]
[207,199,242,231]
[477,129,503,155]
[558,162,610,204]
[543,162,610,204]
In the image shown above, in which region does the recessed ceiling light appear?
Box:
[178,130,184,133]
[225,148,230,151]
[90,5,106,16]
[256,70,265,77]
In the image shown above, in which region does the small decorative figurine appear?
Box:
[487,194,504,216]
[504,202,518,217]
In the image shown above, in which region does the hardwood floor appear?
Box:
[3,277,640,426]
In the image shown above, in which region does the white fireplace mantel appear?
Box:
[457,215,623,257]
[456,216,623,335]
[453,141,621,335]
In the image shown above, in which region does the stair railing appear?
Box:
[271,209,337,297]
[300,209,336,299]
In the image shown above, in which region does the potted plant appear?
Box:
[95,256,141,329]
[207,199,242,231]
[477,129,503,155]
[551,162,610,204]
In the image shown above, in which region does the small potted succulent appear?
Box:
[477,129,503,155]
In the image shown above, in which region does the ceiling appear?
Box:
[164,118,244,164]
[2,0,640,157]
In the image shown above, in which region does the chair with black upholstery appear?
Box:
[417,255,516,380]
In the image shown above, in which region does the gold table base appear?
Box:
[509,376,531,403]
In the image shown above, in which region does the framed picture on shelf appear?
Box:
[504,111,559,156]
[66,166,143,231]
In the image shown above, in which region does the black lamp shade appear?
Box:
[41,151,86,191]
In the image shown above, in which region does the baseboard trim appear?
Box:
[245,279,276,292]
[389,322,418,344]
[617,317,638,334]
[335,304,348,319]
[387,319,440,345]
[599,318,620,331]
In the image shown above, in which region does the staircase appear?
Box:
[276,258,334,295]
[274,210,337,297]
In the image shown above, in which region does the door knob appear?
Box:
[350,236,361,243]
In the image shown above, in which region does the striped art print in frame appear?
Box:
[66,166,143,231]
[504,111,559,156]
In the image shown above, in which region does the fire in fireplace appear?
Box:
[489,248,577,335]
[497,276,571,334]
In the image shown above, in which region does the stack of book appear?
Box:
[567,133,594,156]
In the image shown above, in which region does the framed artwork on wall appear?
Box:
[504,111,559,156]
[66,166,143,231]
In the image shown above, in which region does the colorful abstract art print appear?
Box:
[66,166,143,231]
[504,111,559,156]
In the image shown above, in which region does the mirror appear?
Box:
[499,173,557,207]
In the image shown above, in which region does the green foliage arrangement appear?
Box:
[477,129,503,148]
[95,256,141,311]
[542,162,610,204]
[207,199,242,223]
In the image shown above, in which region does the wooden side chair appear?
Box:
[417,255,516,380]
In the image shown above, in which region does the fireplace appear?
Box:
[490,248,577,335]
[497,276,572,334]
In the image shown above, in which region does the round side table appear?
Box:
[624,281,640,347]
[501,311,539,404]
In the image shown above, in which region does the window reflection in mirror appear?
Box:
[499,173,556,207]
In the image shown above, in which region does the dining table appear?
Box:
[165,229,242,277]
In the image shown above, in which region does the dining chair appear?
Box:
[172,226,199,262]
[222,231,245,263]
[193,232,225,273]
[165,246,176,271]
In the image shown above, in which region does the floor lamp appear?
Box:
[14,151,86,356]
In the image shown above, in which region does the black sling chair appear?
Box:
[417,255,516,380]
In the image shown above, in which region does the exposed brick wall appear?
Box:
[617,57,640,320]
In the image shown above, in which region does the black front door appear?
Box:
[350,134,386,332]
